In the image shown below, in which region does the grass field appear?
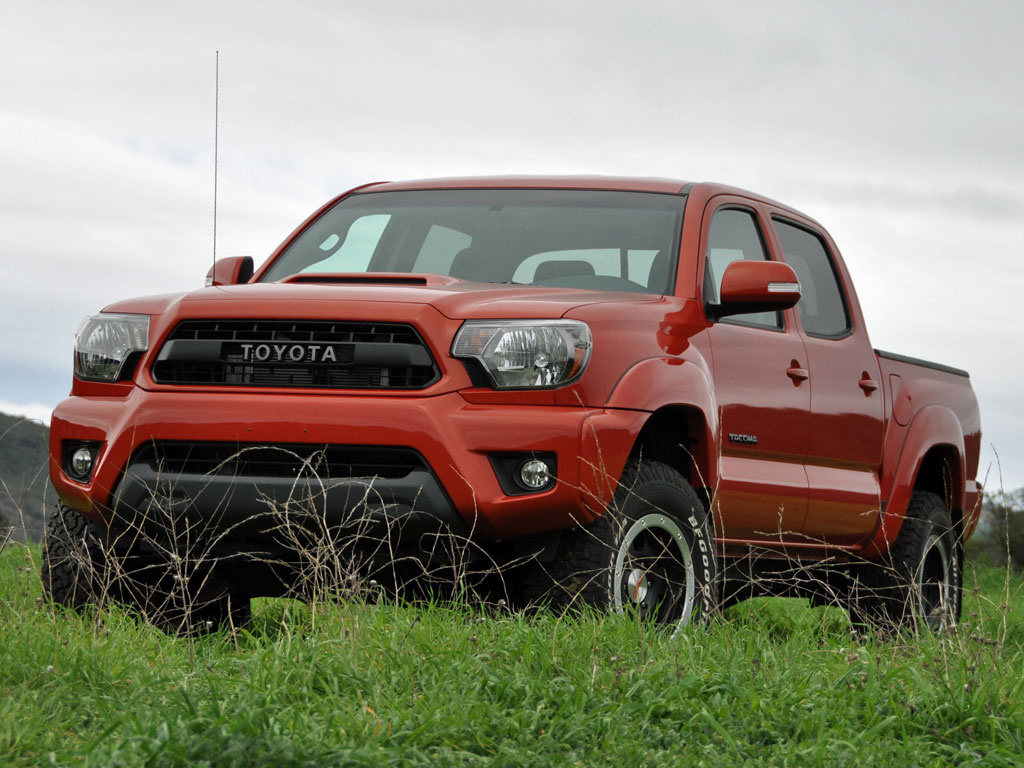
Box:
[1,542,1022,767]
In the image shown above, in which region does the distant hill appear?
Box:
[0,412,51,542]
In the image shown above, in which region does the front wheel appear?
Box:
[41,504,107,609]
[524,459,717,630]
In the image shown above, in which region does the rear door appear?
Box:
[769,215,884,544]
[702,199,810,541]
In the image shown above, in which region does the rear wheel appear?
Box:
[524,459,717,631]
[851,491,962,633]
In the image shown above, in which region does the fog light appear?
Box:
[519,459,551,490]
[70,446,94,479]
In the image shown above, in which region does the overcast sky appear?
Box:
[2,0,1022,491]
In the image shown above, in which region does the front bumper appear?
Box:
[50,388,645,542]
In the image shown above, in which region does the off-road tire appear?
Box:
[523,459,717,630]
[42,504,250,634]
[41,503,107,609]
[851,491,962,633]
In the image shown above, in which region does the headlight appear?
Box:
[74,314,150,382]
[452,320,592,389]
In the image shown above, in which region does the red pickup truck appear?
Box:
[44,177,981,633]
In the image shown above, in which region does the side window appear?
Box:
[298,214,390,274]
[412,225,472,275]
[704,208,781,329]
[772,219,850,338]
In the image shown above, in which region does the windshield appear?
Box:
[260,189,686,294]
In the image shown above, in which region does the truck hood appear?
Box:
[104,275,665,320]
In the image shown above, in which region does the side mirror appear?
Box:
[709,260,801,319]
[205,256,254,287]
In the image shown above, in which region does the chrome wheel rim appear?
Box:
[613,513,696,630]
[917,532,953,631]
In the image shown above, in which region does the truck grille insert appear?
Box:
[151,320,439,389]
[134,442,427,480]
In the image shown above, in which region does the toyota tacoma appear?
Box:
[44,177,982,632]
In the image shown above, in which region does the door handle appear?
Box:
[859,376,879,393]
[786,365,809,383]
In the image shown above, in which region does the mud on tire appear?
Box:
[523,458,717,629]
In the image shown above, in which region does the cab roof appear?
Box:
[354,176,694,195]
[349,176,805,219]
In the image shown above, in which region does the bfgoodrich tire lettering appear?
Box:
[525,458,717,629]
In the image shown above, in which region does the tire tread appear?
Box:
[522,458,716,623]
[852,490,961,632]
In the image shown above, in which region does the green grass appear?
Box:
[2,544,1023,767]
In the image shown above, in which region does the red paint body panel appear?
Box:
[49,177,981,573]
[52,389,625,540]
[706,321,810,539]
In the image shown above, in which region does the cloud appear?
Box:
[781,179,1024,223]
[2,0,1022,489]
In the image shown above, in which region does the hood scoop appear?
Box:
[283,273,455,287]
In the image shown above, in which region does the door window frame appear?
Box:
[770,215,853,341]
[700,200,790,333]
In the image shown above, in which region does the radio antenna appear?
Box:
[212,50,220,267]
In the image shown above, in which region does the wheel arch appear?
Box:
[630,405,715,500]
[914,444,965,535]
[604,356,718,490]
[864,405,966,558]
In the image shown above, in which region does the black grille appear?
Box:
[133,442,426,480]
[151,320,438,389]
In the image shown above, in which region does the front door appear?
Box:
[703,200,810,542]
